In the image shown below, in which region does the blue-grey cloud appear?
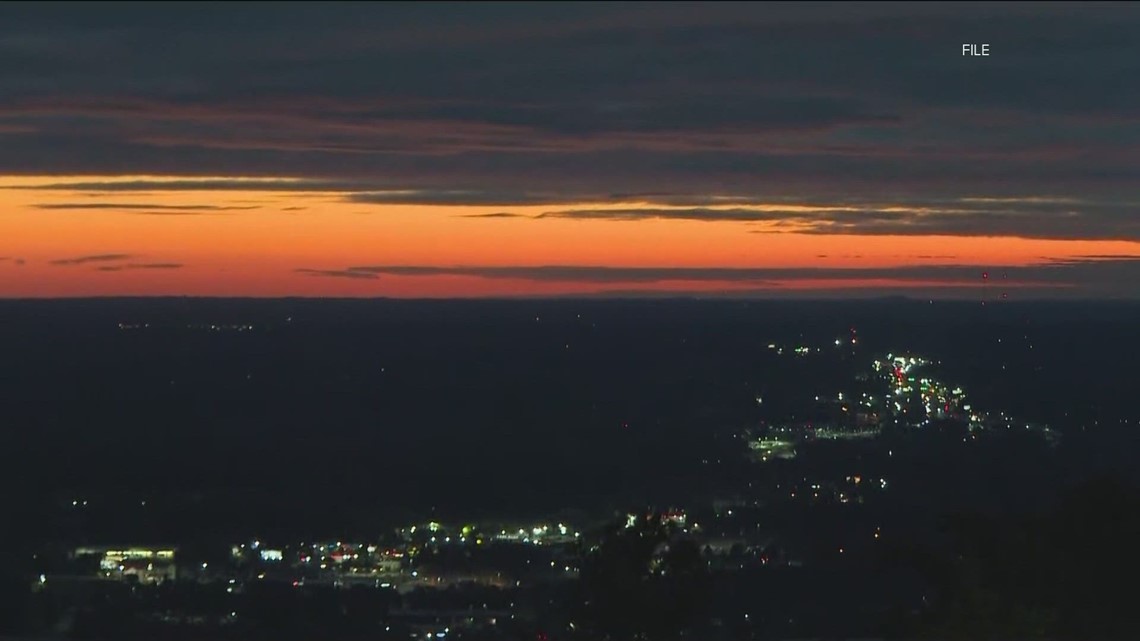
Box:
[0,3,1137,244]
[348,191,573,207]
[537,197,1140,240]
[7,178,356,192]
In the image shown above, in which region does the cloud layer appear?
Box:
[0,3,1137,241]
[293,257,1140,297]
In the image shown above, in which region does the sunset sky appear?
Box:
[2,2,1139,298]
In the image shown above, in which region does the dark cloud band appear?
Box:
[292,258,1140,296]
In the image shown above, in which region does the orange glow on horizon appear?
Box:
[2,175,1139,298]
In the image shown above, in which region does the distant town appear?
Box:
[23,326,1067,641]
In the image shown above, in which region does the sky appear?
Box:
[1,2,1139,299]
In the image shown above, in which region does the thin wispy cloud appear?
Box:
[95,263,184,272]
[457,212,531,219]
[49,254,133,266]
[295,268,380,280]
[34,203,260,212]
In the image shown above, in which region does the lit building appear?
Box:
[72,545,178,585]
